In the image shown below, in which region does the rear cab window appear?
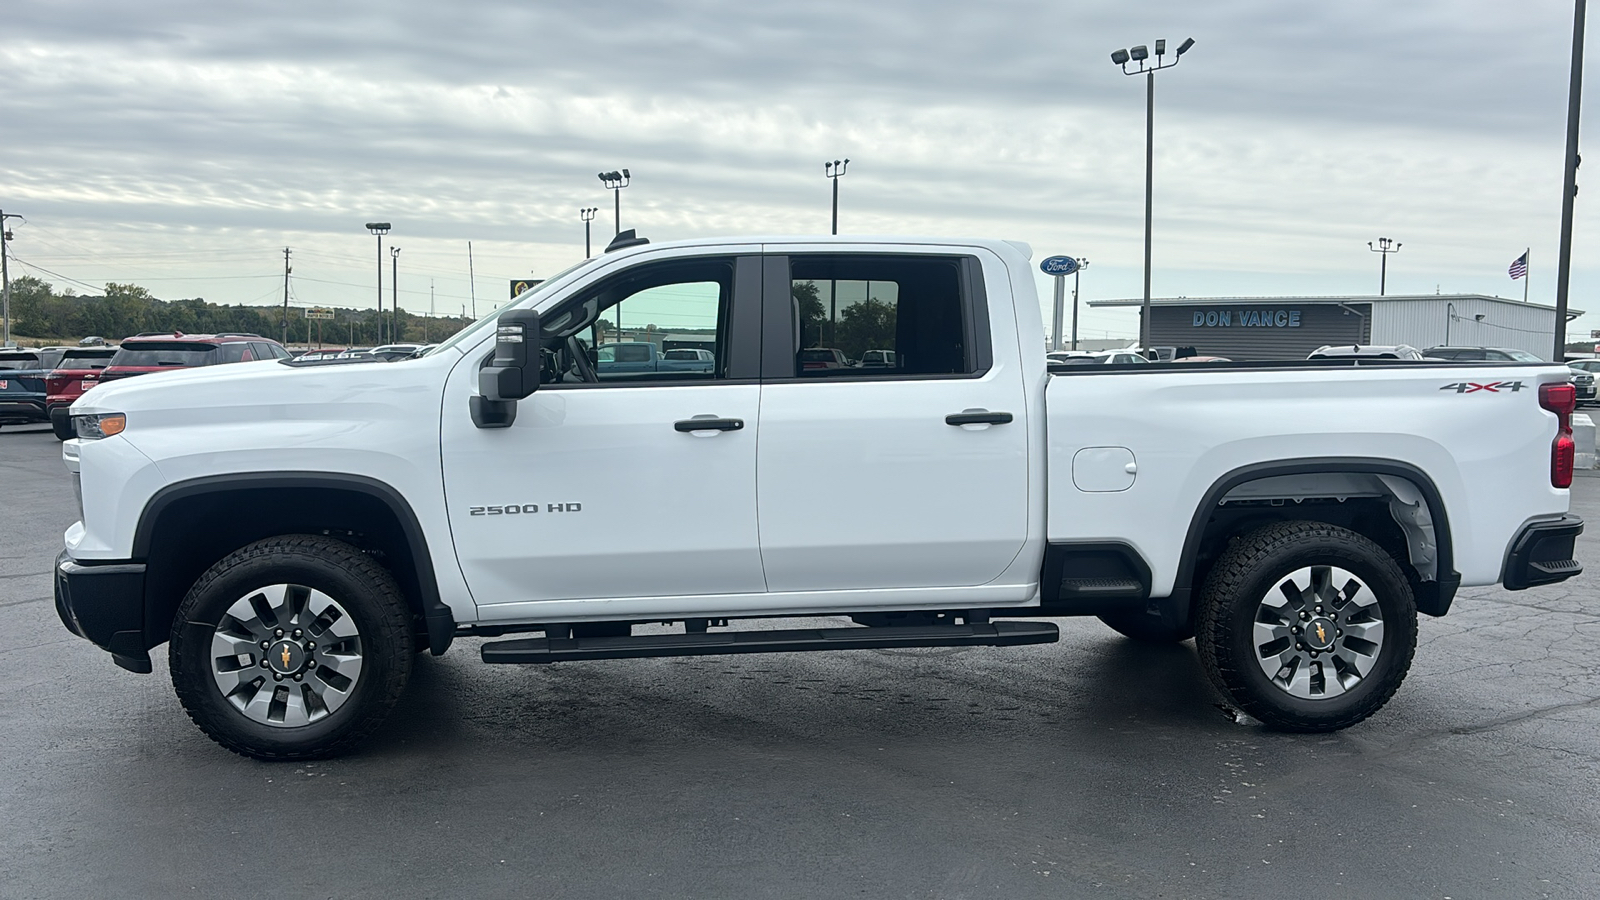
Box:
[782,254,987,379]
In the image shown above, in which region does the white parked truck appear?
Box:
[55,233,1584,759]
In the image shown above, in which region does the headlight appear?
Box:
[73,412,126,440]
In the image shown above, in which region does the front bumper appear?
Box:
[1502,516,1584,591]
[54,550,151,673]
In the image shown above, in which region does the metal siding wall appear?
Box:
[1150,304,1370,360]
[1369,297,1557,359]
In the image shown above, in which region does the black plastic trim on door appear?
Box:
[760,255,794,380]
[726,256,763,380]
[960,256,993,374]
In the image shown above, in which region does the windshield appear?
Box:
[424,258,593,357]
[1503,349,1544,362]
[111,343,217,367]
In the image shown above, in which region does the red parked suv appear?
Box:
[97,332,292,386]
[46,346,119,439]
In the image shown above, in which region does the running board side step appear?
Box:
[480,622,1059,664]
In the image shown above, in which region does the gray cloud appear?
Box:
[1,0,1595,339]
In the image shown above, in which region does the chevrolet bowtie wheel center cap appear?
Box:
[1304,616,1337,652]
[267,640,307,675]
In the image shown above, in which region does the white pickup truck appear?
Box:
[55,233,1584,759]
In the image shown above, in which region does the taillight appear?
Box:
[1540,382,1577,488]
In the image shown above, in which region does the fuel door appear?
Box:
[1072,446,1137,492]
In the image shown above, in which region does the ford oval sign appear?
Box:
[1040,255,1079,276]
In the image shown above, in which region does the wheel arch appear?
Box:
[1175,458,1459,619]
[133,473,454,656]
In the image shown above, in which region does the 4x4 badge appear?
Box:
[1440,381,1526,393]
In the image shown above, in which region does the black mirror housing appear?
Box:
[479,308,541,401]
[472,308,540,429]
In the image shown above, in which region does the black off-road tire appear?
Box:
[1097,609,1195,643]
[1195,521,1417,732]
[169,535,413,760]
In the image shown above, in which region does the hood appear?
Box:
[71,355,452,424]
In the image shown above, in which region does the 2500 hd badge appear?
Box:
[469,502,583,515]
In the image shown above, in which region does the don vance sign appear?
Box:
[1192,309,1303,328]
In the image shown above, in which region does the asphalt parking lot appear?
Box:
[3,422,1599,899]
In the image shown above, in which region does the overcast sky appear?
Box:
[2,0,1596,341]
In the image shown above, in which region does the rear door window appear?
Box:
[785,255,980,379]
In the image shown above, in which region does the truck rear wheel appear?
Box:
[1195,521,1417,732]
[169,535,413,760]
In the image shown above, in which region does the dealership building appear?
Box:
[1087,293,1581,361]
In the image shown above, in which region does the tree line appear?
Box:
[3,276,476,347]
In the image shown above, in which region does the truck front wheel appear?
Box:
[169,536,413,760]
[1195,521,1417,732]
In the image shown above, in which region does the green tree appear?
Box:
[834,297,897,361]
[793,280,826,348]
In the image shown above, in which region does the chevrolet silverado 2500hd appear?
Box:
[55,234,1584,759]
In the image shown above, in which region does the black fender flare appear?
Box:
[133,472,455,654]
[1173,457,1459,617]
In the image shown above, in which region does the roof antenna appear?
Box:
[605,229,650,253]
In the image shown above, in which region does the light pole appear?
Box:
[1554,0,1587,358]
[1368,237,1401,296]
[580,207,599,257]
[598,170,630,235]
[1072,258,1090,351]
[825,159,850,234]
[390,246,401,343]
[365,222,391,343]
[1111,37,1195,354]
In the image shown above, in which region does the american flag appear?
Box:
[1509,251,1528,280]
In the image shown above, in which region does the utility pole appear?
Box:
[0,209,17,347]
[468,241,477,319]
[390,246,401,343]
[427,279,435,341]
[281,247,292,347]
[1555,0,1587,359]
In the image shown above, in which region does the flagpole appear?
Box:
[1524,247,1530,303]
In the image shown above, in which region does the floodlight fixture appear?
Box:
[1111,48,1130,65]
[1129,45,1148,62]
[1155,39,1166,56]
[1176,37,1196,56]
